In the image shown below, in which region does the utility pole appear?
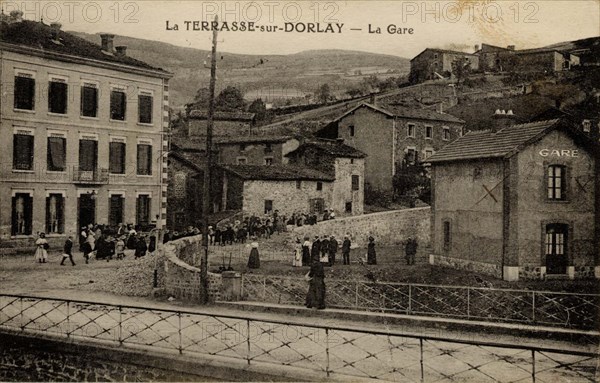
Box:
[200,15,219,304]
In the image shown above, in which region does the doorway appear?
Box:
[78,194,96,229]
[545,223,568,275]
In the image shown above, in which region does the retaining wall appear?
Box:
[289,207,431,247]
[162,236,222,302]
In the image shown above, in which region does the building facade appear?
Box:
[323,103,464,193]
[410,48,480,83]
[0,14,171,245]
[428,119,599,281]
[216,136,299,166]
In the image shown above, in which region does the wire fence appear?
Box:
[241,275,600,330]
[0,294,597,382]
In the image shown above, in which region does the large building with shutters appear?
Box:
[0,11,172,246]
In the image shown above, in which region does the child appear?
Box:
[60,236,76,266]
[115,236,125,260]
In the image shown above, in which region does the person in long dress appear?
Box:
[293,238,302,267]
[247,237,260,269]
[305,259,326,309]
[367,236,377,265]
[34,232,48,263]
[301,237,311,265]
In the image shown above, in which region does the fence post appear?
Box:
[467,288,471,319]
[246,319,251,365]
[419,338,424,383]
[408,284,412,315]
[66,301,70,338]
[531,349,536,382]
[240,273,245,300]
[118,306,123,346]
[178,312,183,354]
[20,297,24,332]
[355,282,359,309]
[263,277,267,301]
[325,328,330,377]
[531,291,536,323]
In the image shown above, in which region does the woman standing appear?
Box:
[34,233,49,263]
[301,237,311,265]
[305,259,326,309]
[367,236,377,265]
[293,238,302,267]
[247,237,260,269]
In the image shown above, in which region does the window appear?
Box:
[110,90,126,120]
[309,198,324,214]
[316,182,323,191]
[582,120,591,133]
[136,194,151,227]
[424,149,434,160]
[13,132,34,170]
[407,124,415,138]
[46,193,64,234]
[237,157,247,165]
[434,53,438,59]
[296,180,302,189]
[443,221,451,251]
[350,159,354,164]
[264,157,273,165]
[239,144,246,152]
[264,200,273,214]
[352,175,360,191]
[109,141,126,174]
[14,74,35,110]
[406,148,417,164]
[109,195,124,227]
[545,223,569,275]
[345,201,352,213]
[443,127,451,141]
[264,143,273,153]
[137,144,152,175]
[349,125,355,137]
[547,165,566,200]
[47,135,66,171]
[79,139,98,172]
[48,80,68,114]
[138,94,153,124]
[12,193,33,235]
[81,84,98,117]
[425,126,433,139]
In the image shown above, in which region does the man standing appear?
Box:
[320,235,330,266]
[329,235,338,266]
[311,235,321,261]
[342,235,351,265]
[60,236,75,266]
[405,237,418,265]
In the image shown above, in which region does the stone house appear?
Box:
[286,139,366,216]
[427,119,598,281]
[476,43,580,73]
[320,102,464,193]
[166,152,204,231]
[215,135,300,165]
[218,165,335,217]
[0,12,171,245]
[410,48,480,83]
[187,110,255,136]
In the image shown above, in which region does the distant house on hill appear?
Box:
[427,119,599,281]
[215,135,299,166]
[475,43,580,73]
[318,102,465,193]
[187,110,256,136]
[410,48,480,83]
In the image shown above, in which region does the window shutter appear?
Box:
[46,196,51,233]
[24,195,33,235]
[79,140,97,171]
[57,196,64,233]
[139,95,153,123]
[11,197,17,236]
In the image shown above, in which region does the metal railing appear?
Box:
[0,294,597,382]
[240,275,600,330]
[72,166,109,184]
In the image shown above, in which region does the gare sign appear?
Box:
[539,149,579,157]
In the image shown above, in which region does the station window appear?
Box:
[547,165,566,200]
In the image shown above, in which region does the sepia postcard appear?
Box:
[0,0,599,381]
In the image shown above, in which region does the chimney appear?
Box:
[507,45,515,51]
[474,44,480,53]
[491,109,517,132]
[369,93,376,105]
[100,33,115,52]
[9,10,23,23]
[115,46,127,56]
[50,22,61,40]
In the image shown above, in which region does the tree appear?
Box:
[215,86,246,111]
[185,87,210,115]
[392,152,430,204]
[248,98,268,121]
[315,83,332,104]
[451,57,472,85]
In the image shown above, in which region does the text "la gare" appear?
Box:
[368,24,414,34]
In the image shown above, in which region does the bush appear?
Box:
[364,183,394,208]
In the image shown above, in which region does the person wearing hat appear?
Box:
[247,237,260,269]
[367,236,377,265]
[328,235,338,266]
[405,237,418,265]
[342,235,351,265]
[311,235,321,261]
[34,232,49,263]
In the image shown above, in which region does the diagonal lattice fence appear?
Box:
[240,275,600,330]
[1,294,597,382]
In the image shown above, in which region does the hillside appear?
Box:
[70,32,410,109]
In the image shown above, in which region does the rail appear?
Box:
[241,275,600,330]
[0,294,597,382]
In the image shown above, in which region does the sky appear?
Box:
[4,1,600,57]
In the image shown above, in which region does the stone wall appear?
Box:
[290,207,430,247]
[430,254,502,279]
[162,235,222,302]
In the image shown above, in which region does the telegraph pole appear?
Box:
[200,15,219,304]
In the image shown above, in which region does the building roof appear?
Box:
[215,135,294,145]
[168,151,204,173]
[189,110,256,121]
[0,19,169,75]
[221,165,334,181]
[286,139,366,159]
[427,119,570,163]
[411,48,478,62]
[334,103,465,124]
